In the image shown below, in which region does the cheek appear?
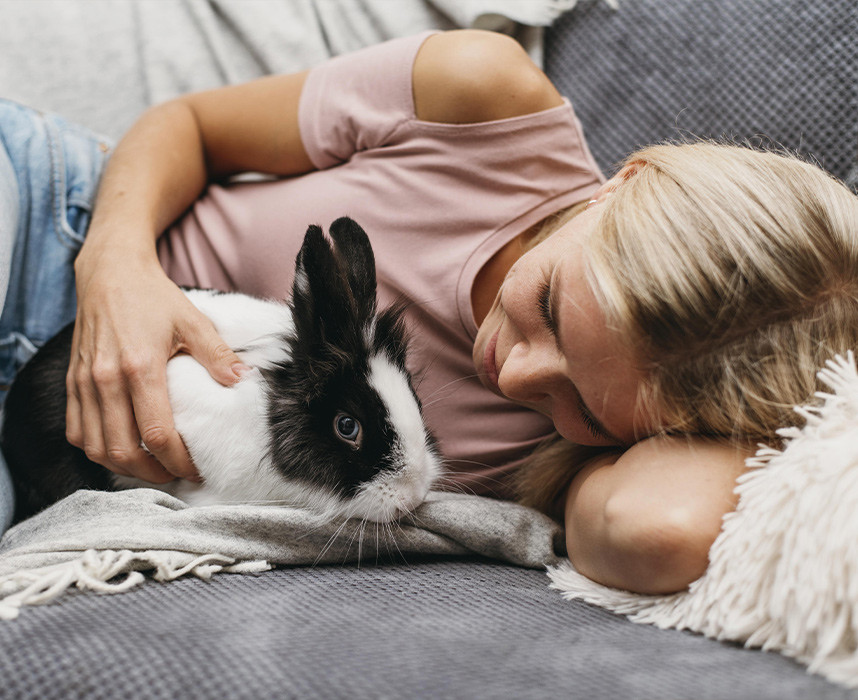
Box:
[499,271,543,333]
[541,389,580,440]
[548,401,585,444]
[547,384,630,447]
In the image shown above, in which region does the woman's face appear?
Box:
[472,201,650,447]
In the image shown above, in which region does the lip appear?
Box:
[483,329,500,391]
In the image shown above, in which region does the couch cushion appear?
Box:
[545,0,858,188]
[0,559,853,698]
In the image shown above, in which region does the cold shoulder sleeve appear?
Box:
[298,31,437,169]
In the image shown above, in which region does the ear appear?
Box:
[587,163,642,209]
[291,224,353,349]
[328,217,377,323]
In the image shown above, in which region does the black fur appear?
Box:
[1,322,113,523]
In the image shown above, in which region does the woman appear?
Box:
[1,30,855,595]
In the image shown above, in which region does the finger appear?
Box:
[65,323,85,449]
[183,316,250,386]
[95,362,175,484]
[76,366,132,477]
[65,366,84,450]
[125,356,199,481]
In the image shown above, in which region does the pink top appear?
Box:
[157,31,605,498]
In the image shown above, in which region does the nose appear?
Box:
[497,339,560,405]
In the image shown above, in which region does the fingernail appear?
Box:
[232,362,252,379]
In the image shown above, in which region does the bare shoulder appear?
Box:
[412,30,564,124]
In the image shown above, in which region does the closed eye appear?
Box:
[539,278,619,444]
[577,396,611,441]
[537,281,558,335]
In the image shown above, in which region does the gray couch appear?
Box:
[1,560,854,699]
[2,1,857,698]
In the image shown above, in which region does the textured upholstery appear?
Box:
[545,0,858,187]
[1,561,854,699]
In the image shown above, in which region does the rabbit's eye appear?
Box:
[334,413,362,448]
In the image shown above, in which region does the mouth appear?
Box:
[483,329,500,392]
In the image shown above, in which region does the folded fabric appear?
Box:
[549,352,858,690]
[0,490,564,620]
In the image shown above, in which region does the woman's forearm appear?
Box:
[78,70,313,272]
[564,437,750,595]
[76,100,209,271]
[66,99,241,482]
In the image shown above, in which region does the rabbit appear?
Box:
[1,217,442,526]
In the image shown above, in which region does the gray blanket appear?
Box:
[0,489,564,619]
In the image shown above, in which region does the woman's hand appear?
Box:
[66,243,248,483]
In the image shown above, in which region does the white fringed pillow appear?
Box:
[548,352,858,689]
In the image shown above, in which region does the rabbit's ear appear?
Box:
[329,217,377,323]
[292,224,354,350]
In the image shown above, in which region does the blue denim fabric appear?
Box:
[0,405,11,535]
[0,99,112,536]
[0,127,16,326]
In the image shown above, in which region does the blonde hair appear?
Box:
[517,141,858,517]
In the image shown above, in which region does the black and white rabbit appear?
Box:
[1,217,442,525]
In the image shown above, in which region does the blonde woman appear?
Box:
[1,31,855,595]
[511,142,858,592]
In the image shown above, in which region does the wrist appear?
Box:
[74,234,163,283]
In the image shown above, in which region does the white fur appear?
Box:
[347,354,442,523]
[115,289,439,524]
[114,290,296,507]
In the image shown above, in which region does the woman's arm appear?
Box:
[68,71,315,482]
[564,437,751,594]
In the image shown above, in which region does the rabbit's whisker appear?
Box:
[418,373,482,405]
[311,517,352,567]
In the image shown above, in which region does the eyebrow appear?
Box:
[549,270,627,446]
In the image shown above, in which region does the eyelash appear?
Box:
[537,282,557,335]
[577,399,609,440]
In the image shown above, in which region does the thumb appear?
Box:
[183,319,251,386]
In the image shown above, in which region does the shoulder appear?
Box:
[412,30,564,124]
